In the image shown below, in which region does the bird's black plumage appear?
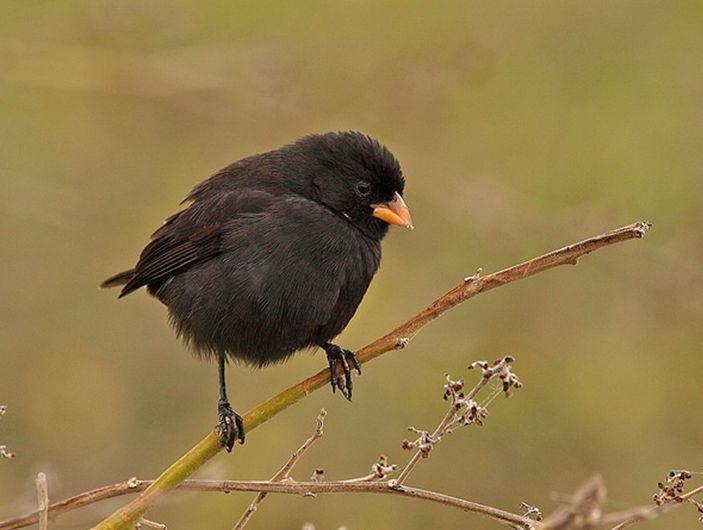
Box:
[102,131,411,450]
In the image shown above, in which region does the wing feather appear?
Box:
[118,189,274,297]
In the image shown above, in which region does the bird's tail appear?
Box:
[100,269,135,289]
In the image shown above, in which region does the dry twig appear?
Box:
[35,473,48,530]
[233,409,327,530]
[8,475,702,530]
[395,356,521,484]
[0,478,538,530]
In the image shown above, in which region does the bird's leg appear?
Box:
[323,343,362,401]
[216,353,245,452]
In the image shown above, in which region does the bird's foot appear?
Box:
[323,343,361,401]
[216,399,245,452]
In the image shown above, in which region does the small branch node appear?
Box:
[387,479,403,490]
[395,337,410,349]
[520,502,543,522]
[370,454,397,480]
[634,221,653,237]
[464,267,483,283]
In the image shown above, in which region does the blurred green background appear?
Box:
[1,1,702,528]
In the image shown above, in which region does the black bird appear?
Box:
[102,131,412,451]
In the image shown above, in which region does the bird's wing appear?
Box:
[119,189,273,297]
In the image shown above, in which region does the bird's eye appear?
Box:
[355,181,371,196]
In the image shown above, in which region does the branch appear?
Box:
[1,478,535,530]
[89,221,650,530]
[7,475,699,530]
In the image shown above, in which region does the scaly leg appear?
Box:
[216,353,245,452]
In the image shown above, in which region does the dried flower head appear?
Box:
[653,470,694,505]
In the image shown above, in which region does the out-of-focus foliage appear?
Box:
[1,1,702,528]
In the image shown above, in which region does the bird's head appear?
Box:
[294,131,412,239]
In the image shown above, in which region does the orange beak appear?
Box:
[372,192,413,229]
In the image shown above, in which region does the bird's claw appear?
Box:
[217,400,245,452]
[324,343,361,401]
